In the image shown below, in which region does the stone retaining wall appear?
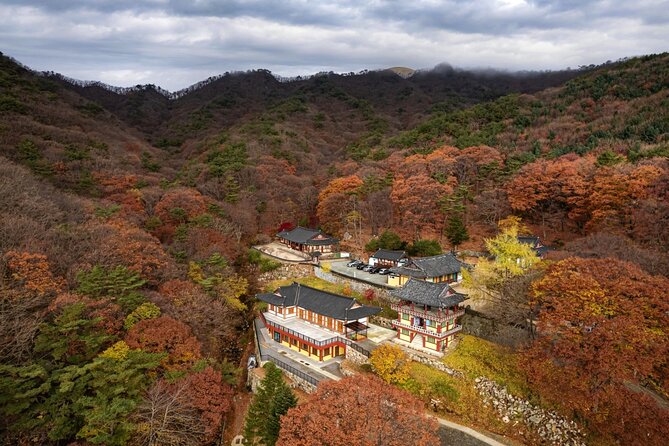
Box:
[248,363,317,394]
[370,315,394,329]
[475,377,585,446]
[345,346,369,365]
[314,267,397,303]
[405,351,461,377]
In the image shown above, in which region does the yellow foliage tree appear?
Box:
[218,275,248,311]
[370,344,411,385]
[124,302,161,329]
[99,340,131,361]
[463,217,542,338]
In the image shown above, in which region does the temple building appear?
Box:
[256,283,380,361]
[388,252,465,287]
[390,279,467,352]
[517,235,551,258]
[276,226,339,254]
[368,249,408,267]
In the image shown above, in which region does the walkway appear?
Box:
[436,417,512,446]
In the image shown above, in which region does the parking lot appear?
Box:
[328,259,395,288]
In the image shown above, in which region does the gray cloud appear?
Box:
[0,1,667,90]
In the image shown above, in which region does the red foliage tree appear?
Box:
[80,219,173,285]
[523,258,669,444]
[153,188,208,241]
[390,174,452,239]
[125,316,202,370]
[276,374,439,446]
[156,280,244,360]
[179,366,234,442]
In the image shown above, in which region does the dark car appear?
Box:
[378,268,390,275]
[356,263,368,270]
[370,266,384,274]
[347,259,362,267]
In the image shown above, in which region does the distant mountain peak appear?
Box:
[387,67,416,78]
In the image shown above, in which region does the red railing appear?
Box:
[392,320,463,338]
[390,304,465,322]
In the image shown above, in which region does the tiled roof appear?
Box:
[276,226,338,246]
[256,282,380,321]
[389,252,463,278]
[390,279,467,308]
[517,236,541,248]
[371,249,407,261]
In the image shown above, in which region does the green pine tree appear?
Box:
[445,214,469,251]
[76,265,146,298]
[265,384,298,446]
[243,363,297,446]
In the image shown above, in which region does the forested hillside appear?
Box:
[0,50,668,445]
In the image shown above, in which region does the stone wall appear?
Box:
[248,362,317,394]
[461,309,530,348]
[284,371,317,394]
[258,264,313,286]
[345,346,369,365]
[475,377,585,446]
[370,315,394,329]
[314,267,396,302]
[405,351,462,377]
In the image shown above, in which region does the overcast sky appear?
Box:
[1,0,667,91]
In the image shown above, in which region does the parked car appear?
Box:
[347,259,362,267]
[370,266,384,274]
[378,268,390,275]
[362,264,375,272]
[356,263,368,270]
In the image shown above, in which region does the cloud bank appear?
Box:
[1,0,667,90]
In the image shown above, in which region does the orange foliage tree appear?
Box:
[506,154,595,231]
[276,374,439,446]
[125,316,202,371]
[156,279,245,360]
[5,251,65,297]
[587,164,662,230]
[81,219,172,284]
[316,175,363,235]
[390,174,453,239]
[522,258,669,444]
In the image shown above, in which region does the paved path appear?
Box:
[436,417,511,446]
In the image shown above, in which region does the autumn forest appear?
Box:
[1,50,668,445]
